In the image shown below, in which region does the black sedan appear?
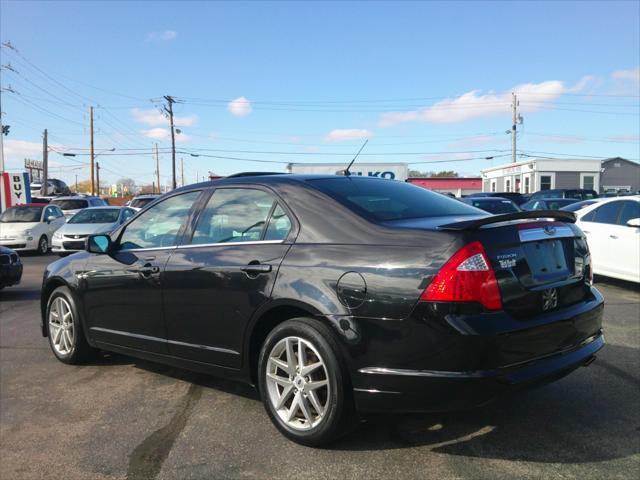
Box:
[462,196,522,214]
[40,174,604,445]
[521,198,579,211]
[0,246,23,290]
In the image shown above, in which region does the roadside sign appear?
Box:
[1,171,32,212]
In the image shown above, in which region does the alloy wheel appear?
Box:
[265,336,330,431]
[49,296,75,355]
[39,237,48,254]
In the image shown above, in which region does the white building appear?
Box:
[480,158,602,194]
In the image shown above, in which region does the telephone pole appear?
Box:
[42,129,48,196]
[180,158,184,187]
[89,106,95,194]
[510,92,522,164]
[155,143,160,194]
[96,162,100,196]
[164,96,177,190]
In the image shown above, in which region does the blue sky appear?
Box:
[1,0,639,187]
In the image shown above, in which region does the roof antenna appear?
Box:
[339,139,368,177]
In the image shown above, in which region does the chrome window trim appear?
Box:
[177,239,284,249]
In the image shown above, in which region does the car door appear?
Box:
[579,201,624,276]
[81,190,203,354]
[611,200,640,281]
[162,186,296,368]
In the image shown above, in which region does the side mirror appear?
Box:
[86,234,112,254]
[46,215,56,223]
[626,218,640,228]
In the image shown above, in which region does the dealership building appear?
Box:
[480,158,603,194]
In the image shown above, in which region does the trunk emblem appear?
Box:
[542,288,558,311]
[543,225,557,236]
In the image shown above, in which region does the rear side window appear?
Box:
[191,188,282,245]
[618,201,640,226]
[589,201,623,225]
[309,178,479,221]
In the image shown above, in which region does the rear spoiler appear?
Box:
[439,210,577,231]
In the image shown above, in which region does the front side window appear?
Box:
[540,176,552,190]
[617,201,640,226]
[120,208,136,223]
[119,191,201,250]
[191,188,285,245]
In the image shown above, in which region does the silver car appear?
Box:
[49,196,108,220]
[52,206,136,255]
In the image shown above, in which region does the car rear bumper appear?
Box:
[350,286,605,413]
[353,331,603,412]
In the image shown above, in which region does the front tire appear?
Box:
[37,235,49,255]
[258,318,354,446]
[46,286,95,364]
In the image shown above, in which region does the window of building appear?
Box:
[524,176,530,194]
[491,180,496,192]
[581,175,595,191]
[505,179,511,192]
[540,175,552,190]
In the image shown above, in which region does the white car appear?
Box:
[575,196,640,283]
[52,206,136,255]
[49,196,108,220]
[127,194,160,211]
[0,203,66,253]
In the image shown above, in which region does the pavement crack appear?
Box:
[126,383,202,480]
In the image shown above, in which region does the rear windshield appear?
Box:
[0,206,43,223]
[50,199,89,210]
[130,197,156,208]
[308,177,480,221]
[470,199,521,214]
[68,208,120,224]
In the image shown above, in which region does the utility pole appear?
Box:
[75,174,78,192]
[163,96,177,190]
[89,106,95,195]
[42,129,48,196]
[96,162,100,196]
[180,158,184,187]
[155,143,161,194]
[510,92,522,164]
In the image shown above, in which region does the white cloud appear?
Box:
[130,108,197,127]
[611,67,640,83]
[607,134,640,142]
[142,128,190,142]
[146,30,177,42]
[227,97,252,117]
[2,139,64,171]
[378,77,594,127]
[323,128,373,142]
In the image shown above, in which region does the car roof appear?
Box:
[81,206,122,210]
[468,196,511,202]
[530,197,575,202]
[50,196,90,201]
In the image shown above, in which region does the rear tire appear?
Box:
[258,318,354,446]
[46,286,95,364]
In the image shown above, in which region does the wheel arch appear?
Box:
[40,278,83,338]
[244,299,349,387]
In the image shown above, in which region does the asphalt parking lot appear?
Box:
[1,253,638,480]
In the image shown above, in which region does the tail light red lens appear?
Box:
[421,241,503,310]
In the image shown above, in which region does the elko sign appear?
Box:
[289,163,409,181]
[1,172,33,212]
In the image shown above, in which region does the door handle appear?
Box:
[138,263,160,276]
[241,263,272,274]
[582,230,590,234]
[609,235,618,239]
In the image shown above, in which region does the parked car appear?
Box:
[0,203,66,253]
[30,179,71,197]
[529,189,598,202]
[462,196,522,214]
[49,196,107,220]
[520,198,579,211]
[467,192,528,205]
[575,196,640,283]
[41,174,604,446]
[126,194,160,211]
[52,206,137,255]
[0,246,23,290]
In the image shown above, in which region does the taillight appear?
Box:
[421,241,503,310]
